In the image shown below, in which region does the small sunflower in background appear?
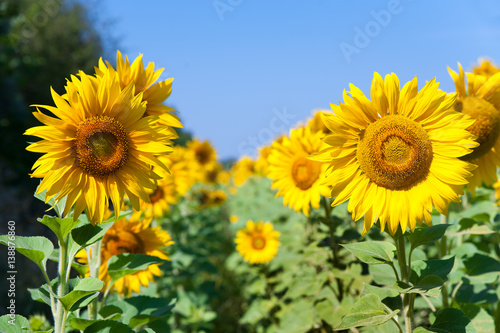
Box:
[76,215,174,296]
[472,58,500,78]
[449,63,500,195]
[196,188,227,208]
[267,127,329,217]
[254,146,272,176]
[166,146,199,196]
[96,50,182,131]
[188,139,217,168]
[307,109,331,136]
[313,73,478,235]
[231,156,256,186]
[235,221,280,264]
[25,69,177,224]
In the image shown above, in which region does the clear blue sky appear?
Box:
[95,0,500,160]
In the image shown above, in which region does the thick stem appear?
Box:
[87,241,102,320]
[395,235,413,333]
[438,214,449,308]
[495,301,500,333]
[54,237,69,333]
[322,196,343,301]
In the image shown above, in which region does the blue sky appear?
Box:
[96,0,500,160]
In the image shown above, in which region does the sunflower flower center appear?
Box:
[291,157,322,190]
[456,97,500,161]
[357,115,433,190]
[149,187,164,204]
[195,149,210,165]
[74,116,129,177]
[252,236,266,250]
[107,231,145,255]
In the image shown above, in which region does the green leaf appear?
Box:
[362,284,402,311]
[407,224,450,249]
[463,253,500,276]
[67,218,115,259]
[107,296,175,328]
[342,241,396,265]
[421,308,477,333]
[28,283,54,307]
[0,235,53,272]
[38,215,81,243]
[83,320,134,333]
[409,257,455,285]
[454,281,498,304]
[34,187,67,218]
[461,304,495,333]
[107,253,166,283]
[395,275,444,298]
[59,277,104,311]
[337,294,399,330]
[276,298,316,333]
[0,314,30,332]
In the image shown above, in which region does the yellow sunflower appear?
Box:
[188,139,217,169]
[197,188,227,208]
[76,215,174,296]
[449,63,500,194]
[96,51,182,130]
[231,157,256,186]
[165,146,199,196]
[254,146,272,176]
[472,58,500,78]
[235,221,280,264]
[307,109,331,136]
[267,127,329,216]
[25,69,176,224]
[312,73,478,235]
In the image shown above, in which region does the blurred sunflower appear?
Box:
[313,73,478,235]
[449,63,500,194]
[197,188,227,208]
[307,109,331,136]
[268,127,329,216]
[166,146,199,196]
[231,157,256,186]
[76,215,174,296]
[472,58,500,78]
[25,69,176,224]
[96,51,182,130]
[188,139,217,168]
[235,221,280,264]
[254,146,272,176]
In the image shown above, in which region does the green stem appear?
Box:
[54,236,69,333]
[395,235,413,333]
[438,214,449,308]
[322,196,343,301]
[495,301,500,333]
[87,241,102,320]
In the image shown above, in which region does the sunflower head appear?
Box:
[188,139,217,167]
[231,157,256,186]
[313,72,478,235]
[76,215,174,296]
[235,221,280,264]
[25,68,177,224]
[307,109,330,135]
[267,127,329,216]
[472,58,500,78]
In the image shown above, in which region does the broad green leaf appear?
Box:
[342,241,396,265]
[68,318,99,331]
[454,281,498,304]
[407,224,450,249]
[107,296,175,328]
[67,218,115,259]
[34,187,67,217]
[409,257,454,285]
[28,282,54,306]
[337,294,399,330]
[362,284,402,311]
[461,304,495,333]
[107,253,166,283]
[421,308,477,333]
[83,320,134,333]
[59,277,104,311]
[453,218,494,236]
[0,236,53,272]
[276,298,316,333]
[0,314,30,333]
[38,215,81,243]
[463,253,500,276]
[395,275,444,298]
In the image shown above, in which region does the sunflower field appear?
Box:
[2,48,500,333]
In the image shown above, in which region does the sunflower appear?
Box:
[267,127,329,216]
[449,63,500,194]
[166,146,199,196]
[232,157,256,186]
[96,51,182,130]
[235,221,280,264]
[307,109,331,136]
[76,215,174,296]
[312,73,478,235]
[197,188,227,208]
[472,58,500,78]
[25,69,177,224]
[254,146,272,176]
[188,139,217,168]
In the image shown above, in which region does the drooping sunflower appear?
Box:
[472,58,500,78]
[267,127,329,216]
[25,69,177,224]
[235,221,280,264]
[96,51,182,130]
[312,73,478,235]
[231,157,256,186]
[76,215,174,296]
[449,63,500,194]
